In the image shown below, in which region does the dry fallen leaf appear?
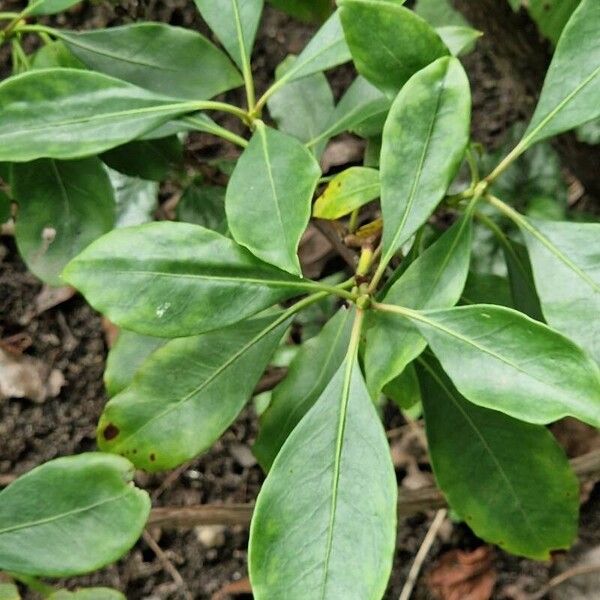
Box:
[0,348,65,403]
[427,546,497,600]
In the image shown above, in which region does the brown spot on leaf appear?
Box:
[149,453,156,462]
[103,423,120,441]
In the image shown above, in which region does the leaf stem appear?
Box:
[231,0,256,111]
[183,116,248,148]
[484,140,526,186]
[8,573,54,597]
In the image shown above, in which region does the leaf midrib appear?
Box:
[384,63,448,261]
[423,362,545,547]
[110,316,288,450]
[0,490,129,536]
[412,308,593,418]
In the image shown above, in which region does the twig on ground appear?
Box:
[142,530,193,600]
[527,562,600,600]
[399,509,448,600]
[312,219,357,269]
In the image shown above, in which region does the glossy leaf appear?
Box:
[0,453,150,577]
[249,357,397,599]
[520,218,600,363]
[63,222,316,337]
[462,271,513,308]
[420,357,578,559]
[60,24,242,100]
[523,0,600,147]
[365,217,472,397]
[380,57,471,264]
[13,158,115,286]
[414,0,470,27]
[109,170,159,229]
[267,55,334,156]
[383,362,421,410]
[98,314,288,471]
[253,308,354,471]
[49,589,125,600]
[315,76,391,145]
[31,41,84,69]
[407,305,600,427]
[101,137,183,182]
[436,26,481,56]
[339,0,449,97]
[104,330,166,397]
[0,69,199,162]
[278,10,350,84]
[194,0,263,69]
[527,0,581,45]
[176,182,227,234]
[226,122,321,275]
[28,0,81,16]
[313,167,380,220]
[503,239,544,321]
[381,58,471,262]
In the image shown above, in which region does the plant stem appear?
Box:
[8,573,54,597]
[0,13,19,20]
[485,193,527,227]
[2,0,45,38]
[484,140,526,186]
[183,116,248,148]
[251,76,287,117]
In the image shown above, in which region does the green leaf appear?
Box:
[414,0,470,27]
[267,0,332,22]
[28,0,81,16]
[503,239,544,321]
[522,0,600,147]
[0,69,200,162]
[526,0,581,45]
[59,24,242,100]
[365,217,472,397]
[404,304,600,427]
[313,167,380,220]
[176,182,227,234]
[315,76,391,145]
[31,41,85,69]
[108,170,159,229]
[0,583,19,600]
[49,589,125,600]
[98,314,288,471]
[13,158,115,287]
[577,117,600,144]
[253,308,354,471]
[0,453,150,577]
[278,10,351,84]
[104,330,166,397]
[420,356,578,560]
[267,55,334,156]
[194,0,263,69]
[249,357,397,599]
[101,136,183,182]
[62,222,317,337]
[380,57,471,263]
[435,26,481,56]
[339,0,449,97]
[226,122,321,275]
[519,218,600,363]
[383,362,421,410]
[461,271,513,307]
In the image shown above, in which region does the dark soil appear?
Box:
[1,2,599,599]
